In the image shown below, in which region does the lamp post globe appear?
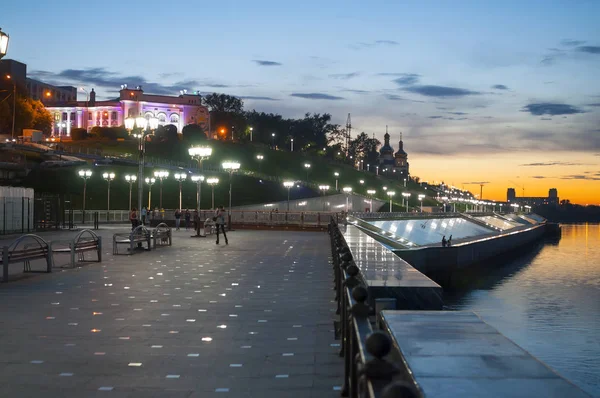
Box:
[0,28,9,59]
[78,169,92,223]
[387,191,396,212]
[222,161,241,230]
[124,174,137,211]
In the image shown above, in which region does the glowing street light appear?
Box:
[271,132,276,148]
[124,174,137,211]
[153,170,169,209]
[125,114,158,214]
[174,173,187,210]
[283,181,294,211]
[0,28,9,60]
[206,178,219,209]
[304,163,311,181]
[188,146,212,171]
[319,185,330,211]
[102,172,115,219]
[249,126,253,142]
[78,169,92,223]
[222,161,241,229]
[367,189,376,212]
[418,194,425,212]
[334,172,340,191]
[342,186,352,212]
[402,192,411,212]
[387,191,396,212]
[191,175,205,212]
[290,138,294,152]
[145,177,156,209]
[256,154,264,173]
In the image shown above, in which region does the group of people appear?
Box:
[129,206,228,245]
[441,235,453,247]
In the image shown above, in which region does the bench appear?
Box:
[50,229,102,267]
[113,225,151,255]
[149,222,172,248]
[1,234,53,282]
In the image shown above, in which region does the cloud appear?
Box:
[540,117,552,120]
[290,93,344,100]
[448,112,468,115]
[531,176,547,179]
[520,161,589,167]
[340,89,370,94]
[587,103,600,107]
[575,46,600,55]
[393,73,421,85]
[561,174,600,181]
[253,60,282,66]
[521,103,585,116]
[329,72,360,80]
[383,94,426,103]
[403,85,481,97]
[491,84,509,90]
[462,181,490,185]
[351,40,399,49]
[376,72,411,77]
[239,96,278,101]
[428,116,443,119]
[562,39,586,47]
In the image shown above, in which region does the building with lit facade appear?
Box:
[378,129,409,178]
[45,86,210,137]
[507,188,559,206]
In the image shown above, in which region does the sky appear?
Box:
[3,0,600,204]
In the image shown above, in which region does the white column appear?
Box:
[77,110,83,128]
[108,109,112,126]
[66,111,71,136]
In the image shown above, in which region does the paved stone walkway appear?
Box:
[0,228,342,397]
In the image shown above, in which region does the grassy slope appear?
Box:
[27,138,437,210]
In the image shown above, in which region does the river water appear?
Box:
[444,223,600,397]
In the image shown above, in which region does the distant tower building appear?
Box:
[507,188,516,202]
[394,132,409,177]
[378,126,395,172]
[548,188,559,204]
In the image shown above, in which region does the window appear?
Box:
[88,112,92,120]
[111,111,117,120]
[157,113,167,123]
[70,112,76,121]
[62,112,68,121]
[170,113,180,123]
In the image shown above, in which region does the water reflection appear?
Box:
[445,224,600,397]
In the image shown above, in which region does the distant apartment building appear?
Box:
[0,59,76,102]
[506,188,559,206]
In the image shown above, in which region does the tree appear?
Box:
[88,126,128,140]
[348,132,380,167]
[154,124,179,143]
[70,128,87,141]
[0,95,52,135]
[182,124,207,142]
[202,93,244,113]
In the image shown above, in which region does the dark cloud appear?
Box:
[491,84,509,90]
[521,103,585,116]
[448,112,468,115]
[587,103,600,107]
[540,117,552,120]
[561,174,600,181]
[403,85,481,97]
[253,60,282,66]
[239,96,278,101]
[540,48,567,65]
[532,176,547,179]
[351,40,399,49]
[29,67,213,95]
[561,39,586,47]
[376,72,410,77]
[340,89,370,94]
[428,116,443,119]
[576,46,600,55]
[393,73,420,85]
[329,72,360,80]
[520,162,589,167]
[290,93,344,100]
[383,94,426,103]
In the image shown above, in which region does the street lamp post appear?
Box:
[387,191,395,212]
[222,161,241,230]
[283,181,294,211]
[206,178,219,209]
[367,189,376,212]
[304,163,311,182]
[342,187,352,212]
[290,138,294,152]
[145,177,156,209]
[403,178,407,187]
[191,175,205,212]
[256,154,264,173]
[418,194,425,212]
[102,172,115,220]
[153,170,169,209]
[188,146,212,210]
[319,185,330,211]
[5,74,16,139]
[0,28,9,60]
[125,115,158,216]
[249,127,253,142]
[402,192,411,212]
[334,172,339,191]
[124,174,137,211]
[271,133,276,148]
[174,173,187,210]
[78,169,92,223]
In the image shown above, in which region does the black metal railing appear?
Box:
[329,217,421,398]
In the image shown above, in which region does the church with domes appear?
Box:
[378,128,409,179]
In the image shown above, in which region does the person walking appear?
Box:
[184,209,191,230]
[141,206,147,226]
[129,207,138,230]
[214,205,228,245]
[193,210,200,236]
[174,209,182,230]
[441,235,447,247]
[447,235,453,247]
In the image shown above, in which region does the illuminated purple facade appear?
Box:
[45,87,210,137]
